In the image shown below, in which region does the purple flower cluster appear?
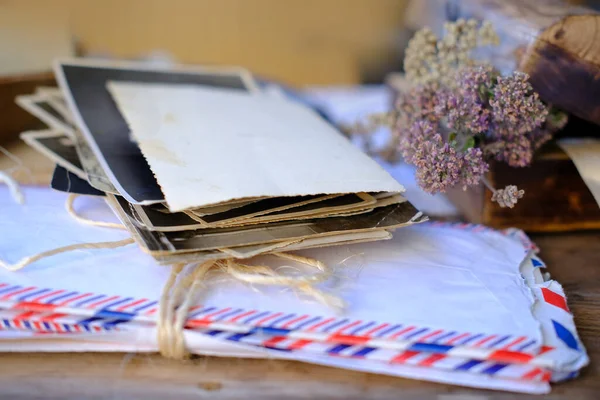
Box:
[399,117,437,163]
[400,121,488,193]
[442,65,495,134]
[482,72,554,167]
[491,135,534,168]
[490,73,548,137]
[396,83,443,125]
[395,65,566,196]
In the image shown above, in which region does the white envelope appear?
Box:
[0,187,537,341]
[0,187,588,394]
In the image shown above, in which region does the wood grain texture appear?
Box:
[0,232,598,399]
[523,15,600,126]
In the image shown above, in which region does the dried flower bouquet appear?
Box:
[349,19,568,208]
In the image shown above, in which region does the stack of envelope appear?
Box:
[0,187,589,394]
[17,59,425,265]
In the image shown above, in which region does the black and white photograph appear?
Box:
[54,59,259,205]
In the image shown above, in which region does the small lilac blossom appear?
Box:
[528,110,569,150]
[399,120,438,164]
[439,66,494,134]
[493,135,533,168]
[408,131,488,194]
[396,83,444,125]
[489,73,548,137]
[491,185,525,208]
[529,128,554,151]
[443,90,490,134]
[460,146,488,189]
[412,133,462,193]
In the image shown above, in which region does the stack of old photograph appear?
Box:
[16,59,426,265]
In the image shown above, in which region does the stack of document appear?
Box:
[16,59,425,265]
[7,59,588,394]
[0,187,588,394]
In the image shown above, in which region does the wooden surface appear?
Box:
[1,141,599,398]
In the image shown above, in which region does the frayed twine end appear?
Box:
[0,171,24,205]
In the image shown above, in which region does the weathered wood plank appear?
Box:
[449,0,600,125]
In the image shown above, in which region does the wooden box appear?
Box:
[446,141,600,232]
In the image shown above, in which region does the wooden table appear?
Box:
[1,140,599,399]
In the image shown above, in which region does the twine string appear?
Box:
[0,170,24,205]
[157,262,186,359]
[221,253,345,310]
[0,237,135,272]
[3,193,343,358]
[0,194,133,271]
[159,261,216,359]
[66,194,126,230]
[1,145,35,204]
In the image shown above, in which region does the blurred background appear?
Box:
[1,0,599,181]
[2,0,599,84]
[2,0,416,86]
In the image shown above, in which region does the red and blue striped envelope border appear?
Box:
[0,283,542,361]
[0,307,553,384]
[0,222,584,382]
